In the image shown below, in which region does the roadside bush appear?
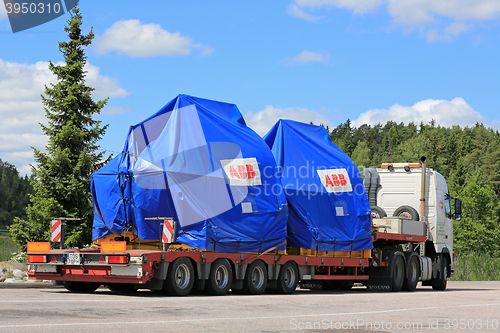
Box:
[450,252,500,281]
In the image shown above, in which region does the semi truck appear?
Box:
[27,160,462,295]
[26,96,462,295]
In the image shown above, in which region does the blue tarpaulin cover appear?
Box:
[263,119,372,252]
[91,95,288,252]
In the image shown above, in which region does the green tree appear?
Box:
[9,5,109,250]
[394,135,431,163]
[350,141,371,172]
[453,171,500,256]
[0,159,33,228]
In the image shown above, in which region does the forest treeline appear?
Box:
[0,159,32,228]
[329,120,500,257]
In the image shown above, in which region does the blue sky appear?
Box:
[1,1,500,175]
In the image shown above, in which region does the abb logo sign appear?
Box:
[220,158,262,186]
[229,164,257,179]
[316,168,352,193]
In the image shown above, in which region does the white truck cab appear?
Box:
[364,158,462,281]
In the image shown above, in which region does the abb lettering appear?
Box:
[324,173,347,187]
[220,157,262,186]
[229,165,256,179]
[316,168,352,193]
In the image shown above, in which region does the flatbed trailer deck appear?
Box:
[27,231,435,295]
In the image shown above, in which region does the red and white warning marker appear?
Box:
[50,219,62,242]
[162,219,175,244]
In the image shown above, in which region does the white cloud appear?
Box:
[283,50,330,65]
[84,63,130,99]
[286,4,322,21]
[289,0,500,40]
[0,59,129,176]
[351,97,486,128]
[0,4,7,20]
[294,0,381,14]
[102,106,131,115]
[387,0,500,25]
[245,105,332,136]
[94,19,214,57]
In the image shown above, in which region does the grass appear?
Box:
[450,252,500,281]
[0,236,19,262]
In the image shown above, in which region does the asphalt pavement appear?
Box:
[0,281,499,333]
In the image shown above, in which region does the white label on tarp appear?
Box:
[316,168,353,193]
[336,206,345,216]
[220,158,262,186]
[241,202,253,213]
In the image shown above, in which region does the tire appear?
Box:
[164,257,194,296]
[371,206,387,219]
[393,205,419,221]
[432,255,448,291]
[243,260,268,295]
[391,254,405,292]
[206,259,233,296]
[63,281,100,293]
[402,255,419,291]
[107,283,138,293]
[276,261,298,294]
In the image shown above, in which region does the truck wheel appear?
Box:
[206,259,233,296]
[243,260,267,295]
[276,261,298,294]
[63,281,100,293]
[393,205,419,221]
[402,255,419,291]
[391,255,404,292]
[371,206,387,219]
[164,257,194,296]
[432,256,448,291]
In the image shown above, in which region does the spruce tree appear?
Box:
[9,5,109,250]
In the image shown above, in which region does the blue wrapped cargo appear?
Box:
[91,95,288,252]
[263,119,372,252]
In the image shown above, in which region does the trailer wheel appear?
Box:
[392,255,404,292]
[276,261,298,294]
[432,256,448,291]
[402,255,419,291]
[243,260,268,295]
[206,259,233,296]
[393,205,419,221]
[371,206,387,219]
[164,257,194,296]
[63,281,100,293]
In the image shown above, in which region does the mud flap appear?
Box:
[365,251,399,292]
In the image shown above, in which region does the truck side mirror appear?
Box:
[454,198,462,221]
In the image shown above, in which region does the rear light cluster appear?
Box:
[28,255,47,263]
[107,256,128,264]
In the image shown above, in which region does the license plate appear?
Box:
[66,253,81,265]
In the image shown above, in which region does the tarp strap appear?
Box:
[118,173,132,178]
[121,151,139,157]
[119,174,130,230]
[140,124,155,163]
